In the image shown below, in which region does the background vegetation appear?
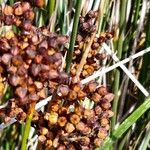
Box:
[0,0,150,150]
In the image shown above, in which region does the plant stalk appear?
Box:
[21,102,36,150]
[65,0,82,73]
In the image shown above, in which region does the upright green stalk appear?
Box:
[111,0,127,131]
[21,102,36,150]
[65,0,82,73]
[48,0,55,17]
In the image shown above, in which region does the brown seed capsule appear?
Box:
[97,86,108,96]
[104,93,114,102]
[75,106,83,116]
[3,5,13,15]
[94,138,103,147]
[58,116,67,127]
[31,64,41,76]
[34,0,45,8]
[51,103,59,112]
[84,109,95,119]
[58,107,68,115]
[87,82,97,93]
[68,144,75,150]
[107,110,114,118]
[24,9,35,21]
[38,135,46,144]
[100,118,109,126]
[14,3,23,16]
[57,85,69,97]
[80,137,90,146]
[57,144,66,150]
[95,105,102,115]
[15,87,27,99]
[76,122,86,131]
[95,53,107,60]
[70,114,80,124]
[1,54,12,65]
[37,88,48,98]
[22,2,31,12]
[21,20,32,31]
[46,139,53,148]
[97,128,108,139]
[82,126,91,135]
[65,123,75,133]
[48,112,58,125]
[92,42,100,49]
[40,127,48,135]
[34,81,43,90]
[91,93,101,102]
[68,90,77,101]
[78,90,86,99]
[72,84,81,92]
[101,99,111,110]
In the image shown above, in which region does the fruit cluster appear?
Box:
[36,82,114,149]
[0,1,114,149]
[70,11,113,78]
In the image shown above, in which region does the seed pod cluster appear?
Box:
[0,1,68,121]
[34,82,114,149]
[0,2,114,149]
[70,11,114,78]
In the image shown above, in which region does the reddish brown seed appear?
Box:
[40,127,48,135]
[48,112,58,125]
[21,20,32,31]
[104,93,114,102]
[65,123,75,133]
[78,90,86,99]
[70,114,80,124]
[34,0,45,8]
[51,103,59,112]
[97,128,108,139]
[95,105,102,115]
[76,122,86,131]
[100,118,109,126]
[101,99,111,109]
[9,75,20,86]
[68,144,75,150]
[97,86,108,96]
[107,110,114,118]
[57,85,69,97]
[80,136,90,146]
[58,116,67,127]
[14,3,23,16]
[87,82,97,93]
[84,109,95,119]
[92,42,100,49]
[24,9,35,21]
[82,126,91,135]
[38,135,46,144]
[3,5,13,15]
[94,138,103,147]
[22,2,31,12]
[34,81,43,90]
[68,90,77,101]
[45,139,53,148]
[1,54,12,65]
[15,87,27,99]
[91,92,101,102]
[57,145,66,150]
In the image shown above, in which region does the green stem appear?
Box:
[65,0,82,73]
[48,0,55,17]
[21,102,36,150]
[97,96,150,150]
[111,0,127,131]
